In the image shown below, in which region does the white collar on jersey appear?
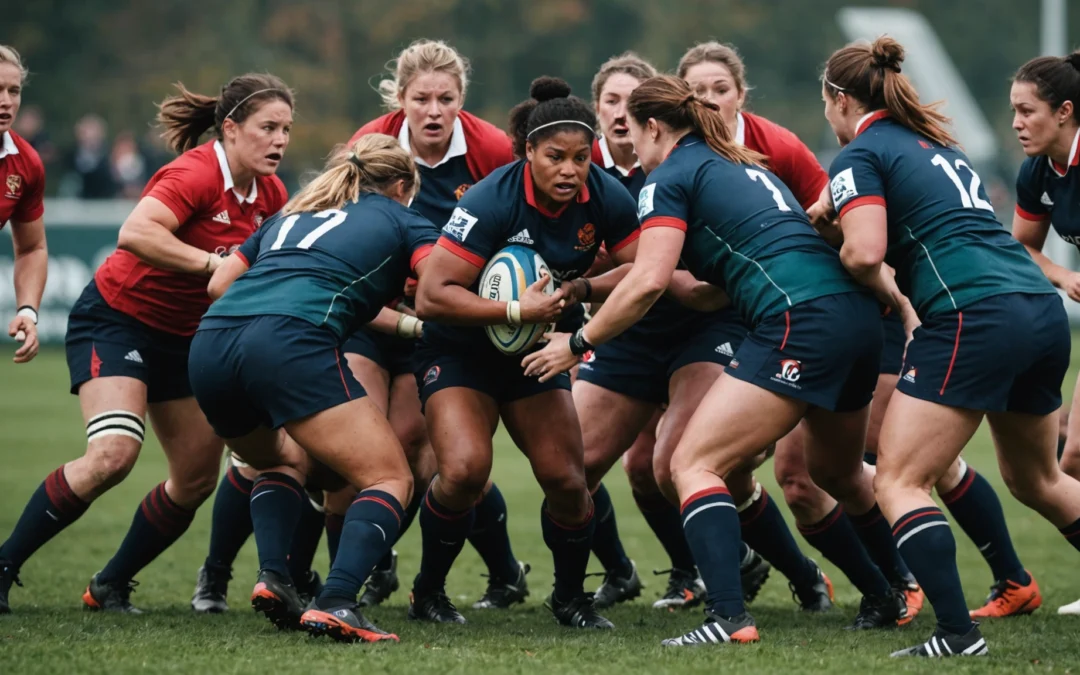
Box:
[735,112,746,146]
[597,135,640,176]
[1048,127,1080,178]
[213,140,258,204]
[399,116,468,169]
[0,131,19,160]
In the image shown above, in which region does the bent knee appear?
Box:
[86,437,142,487]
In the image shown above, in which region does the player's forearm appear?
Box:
[1024,245,1071,289]
[583,265,667,345]
[12,245,47,310]
[367,307,423,338]
[117,218,214,275]
[415,283,517,326]
[573,263,632,303]
[664,271,730,312]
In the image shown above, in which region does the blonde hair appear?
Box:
[283,134,420,215]
[0,45,29,83]
[591,51,657,104]
[377,39,470,110]
[677,41,749,94]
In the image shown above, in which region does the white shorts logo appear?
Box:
[443,207,478,240]
[637,183,656,219]
[830,168,858,208]
[777,359,801,383]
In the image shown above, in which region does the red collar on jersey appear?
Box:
[1049,127,1080,176]
[853,110,890,138]
[523,162,590,218]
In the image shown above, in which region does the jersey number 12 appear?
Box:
[931,155,994,212]
[269,209,349,250]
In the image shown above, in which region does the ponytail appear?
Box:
[627,75,765,167]
[823,36,957,148]
[283,134,420,215]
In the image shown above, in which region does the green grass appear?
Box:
[1,349,1079,674]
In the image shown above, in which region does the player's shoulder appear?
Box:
[1017,154,1049,185]
[349,111,406,145]
[144,141,220,197]
[742,112,802,152]
[586,164,636,207]
[258,174,289,212]
[462,159,522,203]
[7,131,44,175]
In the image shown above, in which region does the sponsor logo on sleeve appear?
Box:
[443,207,478,240]
[830,168,858,207]
[637,183,656,219]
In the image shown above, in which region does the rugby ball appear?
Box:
[479,245,555,355]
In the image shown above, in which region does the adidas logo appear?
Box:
[507,229,533,245]
[716,342,734,357]
[1041,192,1054,207]
[124,350,144,364]
[902,366,916,383]
[212,210,231,224]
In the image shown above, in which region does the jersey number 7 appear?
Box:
[270,209,349,250]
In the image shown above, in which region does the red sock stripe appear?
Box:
[155,483,190,518]
[254,480,302,498]
[226,466,253,495]
[680,486,730,513]
[44,467,84,514]
[353,495,402,526]
[142,485,184,534]
[335,349,352,400]
[939,312,963,396]
[738,490,769,525]
[939,467,976,505]
[544,504,595,531]
[892,509,944,536]
[797,504,845,535]
[780,311,791,351]
[424,490,470,521]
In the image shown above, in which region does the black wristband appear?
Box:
[579,277,593,302]
[569,326,593,356]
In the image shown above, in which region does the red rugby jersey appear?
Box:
[94,140,287,336]
[738,112,828,209]
[0,130,46,228]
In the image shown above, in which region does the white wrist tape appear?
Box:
[506,301,522,326]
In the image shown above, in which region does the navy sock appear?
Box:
[467,483,519,582]
[941,463,1028,585]
[318,490,404,608]
[0,466,90,568]
[287,494,325,582]
[739,487,817,589]
[540,500,595,601]
[681,487,743,617]
[849,503,912,590]
[633,488,696,572]
[248,472,303,580]
[893,507,973,635]
[1060,517,1080,553]
[98,482,196,584]
[374,488,423,572]
[798,504,890,598]
[325,513,344,567]
[590,484,633,577]
[204,465,253,571]
[415,486,474,595]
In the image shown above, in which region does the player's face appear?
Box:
[525,130,592,206]
[1010,81,1064,157]
[822,84,853,146]
[597,73,642,152]
[227,98,292,176]
[401,71,463,152]
[0,63,22,135]
[682,61,744,137]
[627,116,662,173]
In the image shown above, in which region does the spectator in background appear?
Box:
[110,131,146,199]
[13,104,56,167]
[65,114,116,199]
[140,126,170,176]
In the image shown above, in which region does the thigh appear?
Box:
[865,374,898,457]
[802,404,871,483]
[655,361,725,488]
[573,379,656,488]
[149,396,224,481]
[226,426,306,473]
[1063,376,1080,479]
[986,410,1063,497]
[425,386,500,489]
[345,352,392,416]
[502,389,587,491]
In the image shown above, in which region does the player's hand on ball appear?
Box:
[1063,272,1080,304]
[519,273,565,323]
[8,314,39,364]
[522,332,576,382]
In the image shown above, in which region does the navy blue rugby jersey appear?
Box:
[1015,128,1080,248]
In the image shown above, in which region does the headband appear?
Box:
[225,88,284,120]
[526,119,596,139]
[823,76,848,93]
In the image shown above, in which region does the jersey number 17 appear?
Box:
[270,209,349,250]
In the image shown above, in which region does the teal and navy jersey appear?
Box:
[204,193,439,341]
[428,160,641,347]
[1015,129,1080,247]
[639,134,861,328]
[829,112,1055,318]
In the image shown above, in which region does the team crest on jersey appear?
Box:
[830,168,858,207]
[771,359,802,389]
[5,174,21,198]
[575,223,597,251]
[423,365,441,386]
[637,184,656,218]
[443,207,478,240]
[454,183,472,201]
